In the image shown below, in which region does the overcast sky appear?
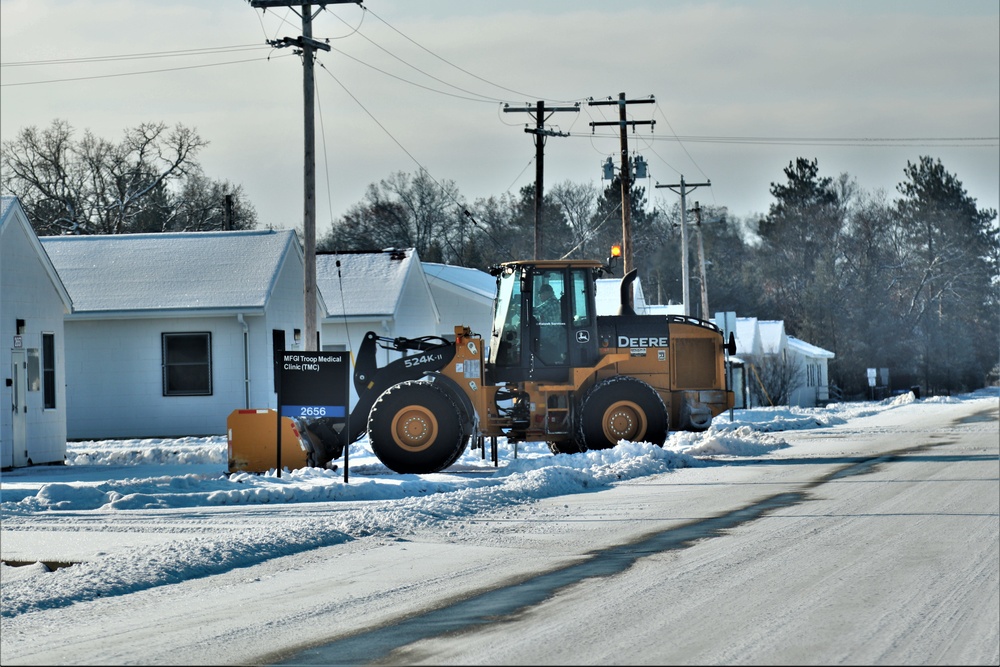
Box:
[2,0,997,239]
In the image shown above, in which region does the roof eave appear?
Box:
[65,306,267,321]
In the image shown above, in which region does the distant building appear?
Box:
[315,248,438,347]
[596,276,685,316]
[422,262,496,342]
[718,313,835,408]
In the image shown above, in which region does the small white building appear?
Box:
[1,197,73,467]
[787,335,835,407]
[315,249,440,404]
[423,262,496,342]
[720,314,835,408]
[40,229,317,439]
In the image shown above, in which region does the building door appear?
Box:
[11,349,28,467]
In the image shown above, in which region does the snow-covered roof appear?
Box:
[596,277,649,315]
[788,335,835,359]
[641,303,686,316]
[316,248,422,318]
[39,229,300,315]
[423,262,496,300]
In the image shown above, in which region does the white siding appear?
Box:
[429,280,493,341]
[392,262,441,341]
[258,246,311,407]
[64,317,251,439]
[1,205,69,466]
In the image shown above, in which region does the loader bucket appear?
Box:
[227,409,310,473]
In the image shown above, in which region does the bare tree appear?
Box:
[746,352,804,406]
[1,119,256,234]
[549,180,599,258]
[319,169,466,262]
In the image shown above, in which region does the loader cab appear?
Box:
[489,260,604,383]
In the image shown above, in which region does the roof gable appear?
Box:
[39,229,298,314]
[1,196,73,310]
[734,317,762,356]
[757,320,787,354]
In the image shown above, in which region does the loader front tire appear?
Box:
[576,376,668,451]
[547,439,586,455]
[368,381,468,474]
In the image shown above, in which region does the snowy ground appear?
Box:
[1,388,997,665]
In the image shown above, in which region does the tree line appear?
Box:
[3,120,997,399]
[1,120,257,234]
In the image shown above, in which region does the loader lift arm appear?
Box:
[300,331,457,468]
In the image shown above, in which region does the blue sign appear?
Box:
[280,405,346,419]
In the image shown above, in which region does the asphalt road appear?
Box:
[274,398,1000,666]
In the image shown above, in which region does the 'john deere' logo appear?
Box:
[576,330,591,343]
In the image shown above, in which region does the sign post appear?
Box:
[275,350,349,478]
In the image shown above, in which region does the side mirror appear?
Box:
[725,332,737,356]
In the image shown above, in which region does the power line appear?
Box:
[314,58,514,259]
[0,55,292,87]
[642,135,999,147]
[362,6,553,103]
[653,102,710,183]
[325,8,507,104]
[567,133,998,148]
[0,44,270,67]
[325,45,502,104]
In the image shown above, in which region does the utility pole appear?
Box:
[691,201,710,319]
[656,175,710,317]
[249,0,359,351]
[503,101,579,259]
[589,93,654,307]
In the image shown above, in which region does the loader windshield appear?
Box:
[490,270,522,366]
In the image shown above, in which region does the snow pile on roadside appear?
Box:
[65,436,228,467]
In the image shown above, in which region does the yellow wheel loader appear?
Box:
[300,251,735,474]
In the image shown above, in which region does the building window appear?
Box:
[162,332,212,396]
[42,333,56,409]
[272,329,286,393]
[27,348,40,391]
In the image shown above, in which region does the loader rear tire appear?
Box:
[368,380,469,474]
[576,376,668,451]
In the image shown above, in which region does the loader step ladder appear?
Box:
[537,383,573,436]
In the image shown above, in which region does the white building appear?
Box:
[719,314,835,408]
[315,249,440,403]
[40,229,318,439]
[422,262,496,343]
[1,197,73,467]
[787,335,835,407]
